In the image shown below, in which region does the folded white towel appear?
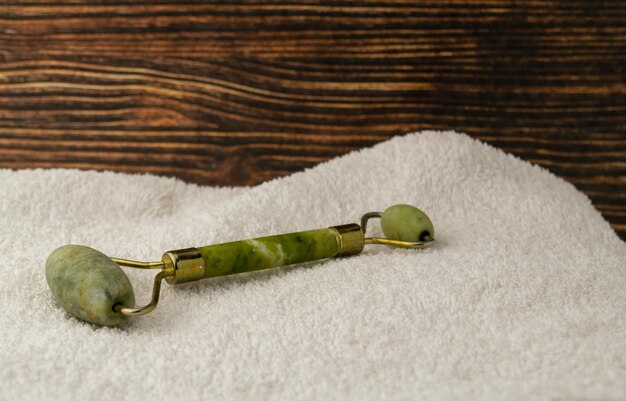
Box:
[0,131,623,401]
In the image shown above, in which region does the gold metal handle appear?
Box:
[361,212,434,249]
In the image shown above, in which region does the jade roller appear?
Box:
[45,204,434,326]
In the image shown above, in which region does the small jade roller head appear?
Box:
[45,204,434,326]
[377,204,434,243]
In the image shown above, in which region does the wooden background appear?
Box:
[0,1,624,239]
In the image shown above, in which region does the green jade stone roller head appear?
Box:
[46,204,434,326]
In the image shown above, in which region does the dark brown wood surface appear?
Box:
[0,1,624,238]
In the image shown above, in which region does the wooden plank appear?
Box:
[0,1,624,239]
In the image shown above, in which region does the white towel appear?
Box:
[0,131,623,401]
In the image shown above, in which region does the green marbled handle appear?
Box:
[198,228,341,278]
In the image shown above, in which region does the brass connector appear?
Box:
[162,248,205,284]
[331,223,365,256]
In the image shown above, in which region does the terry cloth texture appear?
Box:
[0,132,624,401]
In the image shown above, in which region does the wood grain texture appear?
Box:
[0,1,624,238]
